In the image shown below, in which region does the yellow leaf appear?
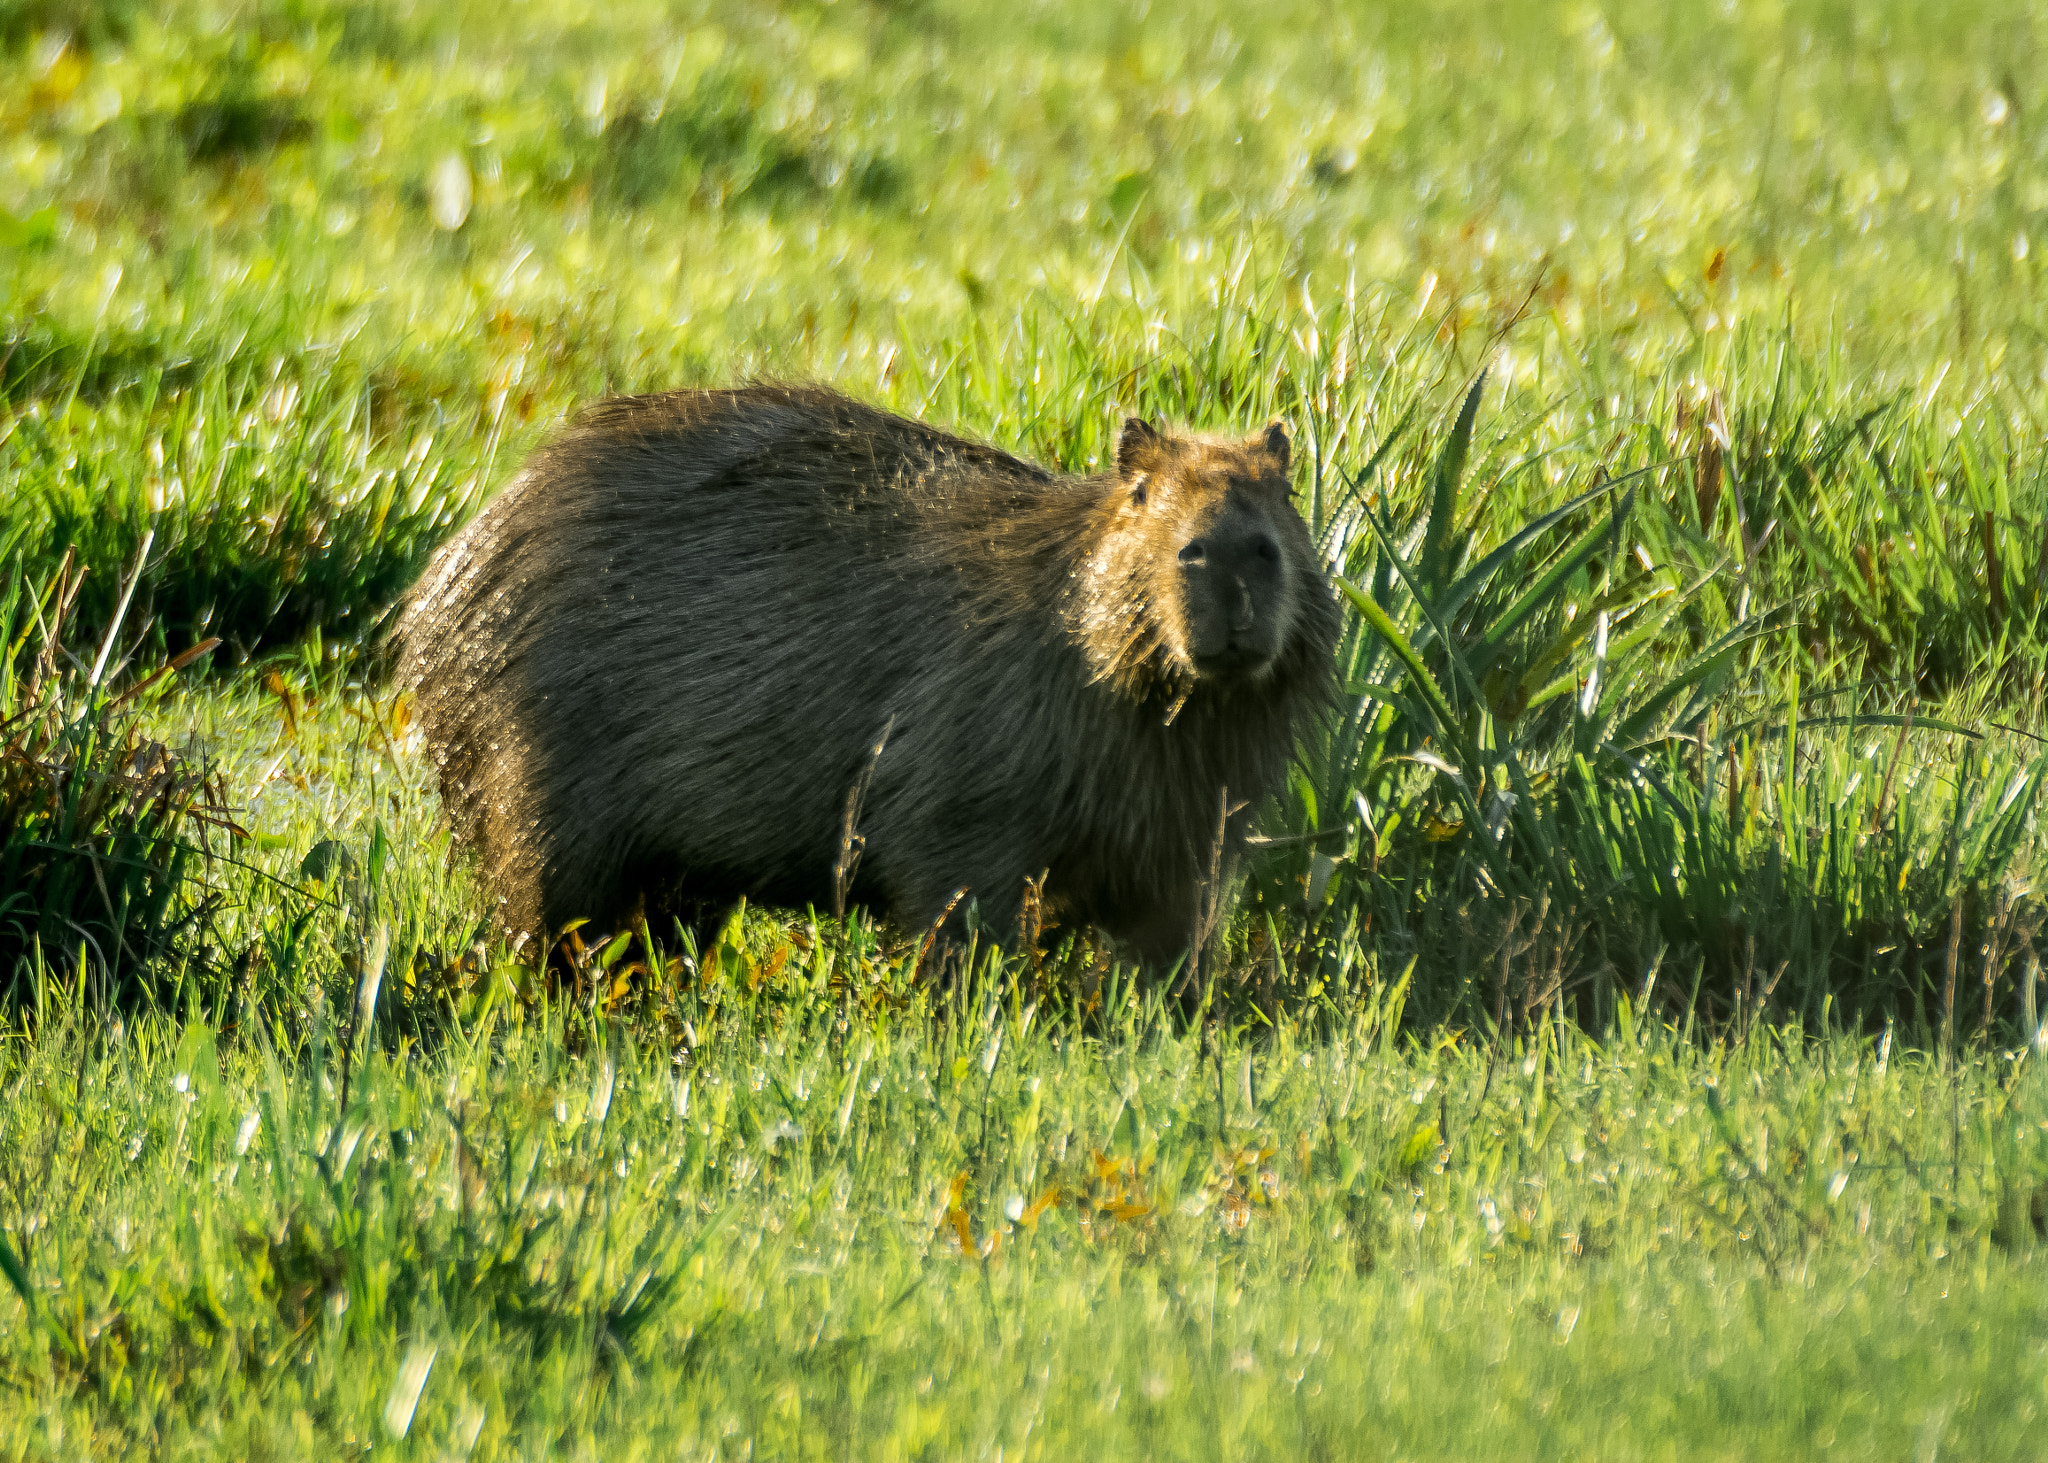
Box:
[30,48,84,111]
[1021,1185,1063,1227]
[939,1169,977,1256]
[1399,1124,1441,1172]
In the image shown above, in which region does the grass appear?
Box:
[0,551,237,1004]
[3,0,2048,1454]
[5,977,2048,1457]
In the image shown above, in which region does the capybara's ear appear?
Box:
[1254,419,1292,475]
[1117,416,1163,480]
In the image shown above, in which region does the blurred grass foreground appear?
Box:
[5,0,2048,1457]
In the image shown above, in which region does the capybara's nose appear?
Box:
[1230,581,1257,632]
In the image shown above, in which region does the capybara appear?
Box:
[394,384,1340,962]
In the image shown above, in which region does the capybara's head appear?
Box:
[1105,415,1313,687]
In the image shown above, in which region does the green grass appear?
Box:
[5,0,2048,1454]
[5,979,2048,1458]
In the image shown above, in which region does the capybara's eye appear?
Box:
[1178,541,1207,567]
[1255,536,1281,564]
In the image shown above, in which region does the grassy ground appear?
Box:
[6,982,2048,1458]
[5,0,2048,1456]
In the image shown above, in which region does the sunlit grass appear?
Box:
[3,971,2046,1457]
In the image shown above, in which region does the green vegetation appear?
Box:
[4,0,2048,1455]
[0,551,231,1002]
[6,974,2048,1457]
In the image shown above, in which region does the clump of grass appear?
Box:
[1,359,494,659]
[1655,353,2048,702]
[1242,372,2048,1033]
[0,548,232,1005]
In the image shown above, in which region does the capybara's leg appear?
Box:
[894,864,1037,970]
[532,815,634,945]
[1102,889,1205,976]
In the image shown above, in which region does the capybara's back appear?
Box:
[395,384,1339,960]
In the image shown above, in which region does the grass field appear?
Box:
[5,0,2048,1455]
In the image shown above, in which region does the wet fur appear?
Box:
[394,384,1339,959]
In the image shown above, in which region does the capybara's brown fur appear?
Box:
[394,384,1340,961]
